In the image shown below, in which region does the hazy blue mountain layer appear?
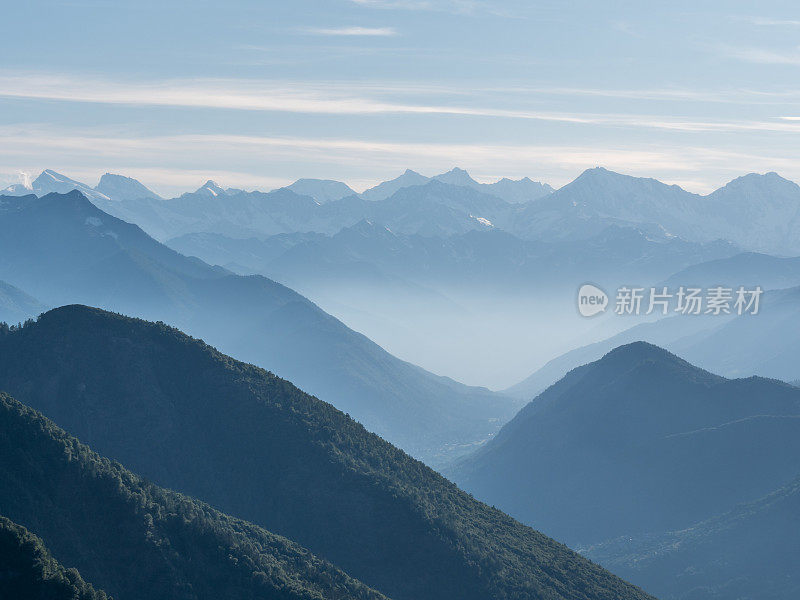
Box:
[0,191,517,464]
[0,279,47,325]
[170,221,736,294]
[585,477,800,600]
[506,286,800,401]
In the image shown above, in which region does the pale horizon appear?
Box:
[3,1,800,194]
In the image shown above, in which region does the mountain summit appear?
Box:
[95,173,162,201]
[190,180,231,197]
[26,170,111,202]
[448,342,800,545]
[286,178,357,203]
[433,167,479,187]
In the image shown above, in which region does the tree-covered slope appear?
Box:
[584,477,800,600]
[448,342,800,546]
[0,393,387,600]
[0,306,654,600]
[0,515,110,600]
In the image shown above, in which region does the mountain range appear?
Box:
[3,161,799,599]
[170,220,738,294]
[2,169,162,204]
[448,342,800,547]
[510,168,800,254]
[167,219,739,388]
[365,167,554,203]
[97,178,520,241]
[0,190,518,464]
[9,167,800,255]
[0,307,654,600]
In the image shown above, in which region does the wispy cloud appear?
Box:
[731,16,800,27]
[348,0,515,17]
[2,124,798,194]
[2,72,800,135]
[349,0,432,8]
[718,44,800,65]
[302,26,398,36]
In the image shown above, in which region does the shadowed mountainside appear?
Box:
[0,306,654,600]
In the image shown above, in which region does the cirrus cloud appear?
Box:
[301,26,398,36]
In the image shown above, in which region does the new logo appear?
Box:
[577,283,609,317]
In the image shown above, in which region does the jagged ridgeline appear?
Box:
[0,393,387,600]
[0,515,111,600]
[0,306,654,600]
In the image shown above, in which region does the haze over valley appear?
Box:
[3,1,799,598]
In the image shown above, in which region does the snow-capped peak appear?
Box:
[196,180,227,197]
[95,173,161,202]
[28,169,111,201]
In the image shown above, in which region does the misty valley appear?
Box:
[1,164,799,600]
[2,2,800,597]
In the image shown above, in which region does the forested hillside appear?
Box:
[0,515,110,600]
[0,306,654,600]
[0,393,387,600]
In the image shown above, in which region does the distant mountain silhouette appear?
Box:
[0,309,654,600]
[360,169,430,201]
[506,286,800,400]
[254,221,735,293]
[90,177,520,241]
[0,280,47,325]
[511,168,800,254]
[669,285,800,381]
[663,251,800,290]
[0,191,517,464]
[168,231,326,273]
[433,167,554,203]
[12,167,800,253]
[285,178,357,203]
[95,173,162,201]
[183,179,236,198]
[13,169,111,202]
[361,168,553,203]
[167,219,736,299]
[448,342,800,547]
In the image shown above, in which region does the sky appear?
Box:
[2,0,800,196]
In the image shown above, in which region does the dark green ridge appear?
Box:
[0,305,655,600]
